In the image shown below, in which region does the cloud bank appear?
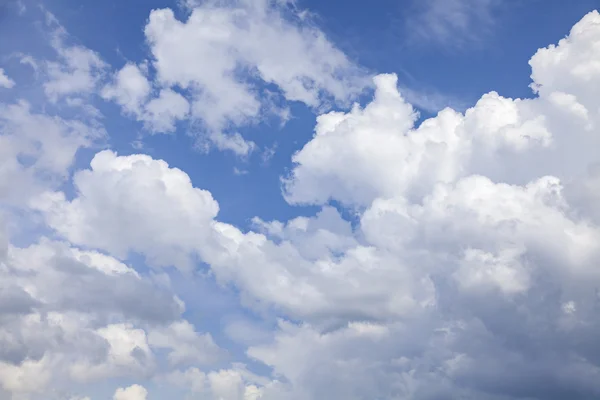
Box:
[1,2,600,400]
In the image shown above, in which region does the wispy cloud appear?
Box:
[406,0,500,49]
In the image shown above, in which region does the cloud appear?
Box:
[0,233,229,397]
[101,64,190,133]
[0,238,196,395]
[30,10,600,399]
[147,320,223,367]
[406,0,500,48]
[0,100,104,204]
[101,64,151,117]
[103,0,367,155]
[0,69,15,89]
[113,384,148,400]
[4,4,600,400]
[0,77,220,397]
[281,73,557,208]
[32,150,219,271]
[165,365,268,400]
[42,12,108,102]
[45,0,368,156]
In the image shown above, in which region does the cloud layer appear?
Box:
[1,3,600,400]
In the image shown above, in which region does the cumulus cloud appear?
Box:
[165,364,268,400]
[4,3,600,400]
[101,64,151,116]
[30,9,600,399]
[0,94,219,397]
[100,0,368,155]
[0,69,15,89]
[101,64,190,133]
[33,150,219,270]
[113,384,148,400]
[0,8,229,400]
[282,74,555,207]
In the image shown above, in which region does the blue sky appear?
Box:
[1,0,600,399]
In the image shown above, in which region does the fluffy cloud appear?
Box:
[282,74,556,207]
[101,64,190,133]
[4,4,600,400]
[33,150,219,270]
[101,64,151,117]
[0,69,15,89]
[101,0,367,154]
[165,364,268,400]
[34,155,435,322]
[251,10,600,399]
[32,9,600,399]
[113,384,148,400]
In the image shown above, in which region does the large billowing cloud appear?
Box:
[31,10,600,400]
[33,150,219,271]
[2,4,600,400]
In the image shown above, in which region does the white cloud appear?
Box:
[113,384,148,400]
[529,10,600,116]
[43,14,108,102]
[133,0,367,154]
[33,150,219,270]
[101,63,151,116]
[0,69,15,89]
[5,5,600,400]
[31,10,600,399]
[143,88,190,132]
[165,365,267,400]
[102,64,190,133]
[0,357,52,396]
[35,157,436,322]
[77,323,154,382]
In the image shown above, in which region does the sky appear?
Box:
[1,0,600,399]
